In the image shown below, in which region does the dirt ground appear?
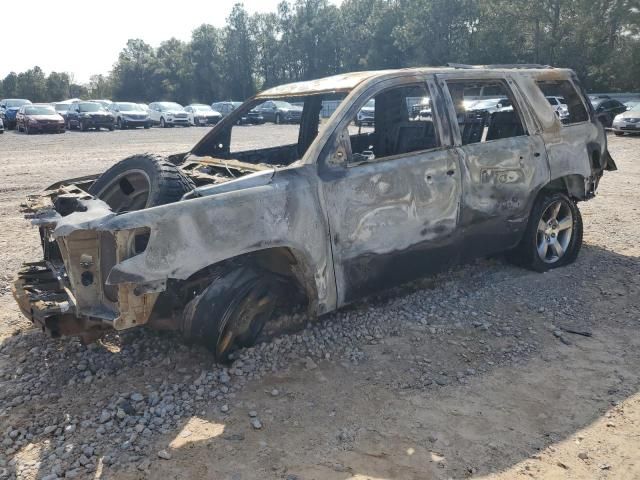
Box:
[0,127,639,480]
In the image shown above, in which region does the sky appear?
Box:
[2,0,340,84]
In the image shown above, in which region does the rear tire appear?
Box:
[508,191,582,272]
[88,154,195,212]
[183,267,284,362]
[614,131,624,136]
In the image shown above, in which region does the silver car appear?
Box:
[612,103,640,136]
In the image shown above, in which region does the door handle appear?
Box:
[446,169,456,176]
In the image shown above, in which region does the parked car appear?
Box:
[624,100,640,111]
[461,83,505,109]
[411,97,430,118]
[213,101,264,124]
[53,102,71,122]
[0,99,32,129]
[138,103,150,114]
[211,101,264,124]
[590,98,627,127]
[148,102,190,128]
[546,96,570,122]
[467,97,513,113]
[254,100,302,124]
[66,101,115,131]
[109,102,151,129]
[90,99,113,110]
[356,99,375,126]
[16,104,65,134]
[14,66,615,362]
[211,101,240,118]
[612,103,640,136]
[185,104,223,126]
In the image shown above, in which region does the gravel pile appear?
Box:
[1,252,618,479]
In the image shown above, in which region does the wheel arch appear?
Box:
[151,245,320,328]
[538,174,588,201]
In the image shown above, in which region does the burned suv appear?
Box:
[14,66,615,361]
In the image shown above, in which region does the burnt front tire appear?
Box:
[183,267,284,363]
[508,192,583,272]
[88,154,195,212]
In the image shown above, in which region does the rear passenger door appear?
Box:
[437,75,550,259]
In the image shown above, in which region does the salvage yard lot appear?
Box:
[0,129,638,479]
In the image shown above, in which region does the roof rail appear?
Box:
[447,63,553,69]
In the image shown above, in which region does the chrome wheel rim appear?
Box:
[536,200,573,263]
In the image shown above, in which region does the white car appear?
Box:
[148,102,190,128]
[185,104,223,126]
[546,96,570,122]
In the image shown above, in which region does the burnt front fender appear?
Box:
[102,166,335,315]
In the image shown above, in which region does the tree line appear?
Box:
[2,0,639,104]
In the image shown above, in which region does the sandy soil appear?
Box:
[0,127,638,480]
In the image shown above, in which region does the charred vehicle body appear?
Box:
[14,66,615,361]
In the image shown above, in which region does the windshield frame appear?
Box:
[158,102,184,111]
[116,102,144,112]
[190,91,352,163]
[4,99,32,108]
[77,102,106,112]
[24,105,57,115]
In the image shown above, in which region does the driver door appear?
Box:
[319,77,462,305]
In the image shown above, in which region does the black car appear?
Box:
[253,100,302,124]
[66,102,115,131]
[591,98,627,127]
[211,101,264,125]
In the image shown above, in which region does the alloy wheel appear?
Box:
[536,200,573,263]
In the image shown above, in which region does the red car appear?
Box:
[16,104,65,134]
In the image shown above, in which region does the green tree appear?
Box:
[46,72,71,101]
[111,39,157,101]
[2,73,19,98]
[155,38,192,103]
[222,4,256,99]
[16,66,47,102]
[189,24,224,102]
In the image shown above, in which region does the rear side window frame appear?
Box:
[535,79,590,126]
[441,77,530,146]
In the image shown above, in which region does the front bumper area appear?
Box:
[28,123,65,133]
[166,117,189,126]
[83,119,114,128]
[12,261,108,340]
[122,118,150,128]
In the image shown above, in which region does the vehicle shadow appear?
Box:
[1,243,638,479]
